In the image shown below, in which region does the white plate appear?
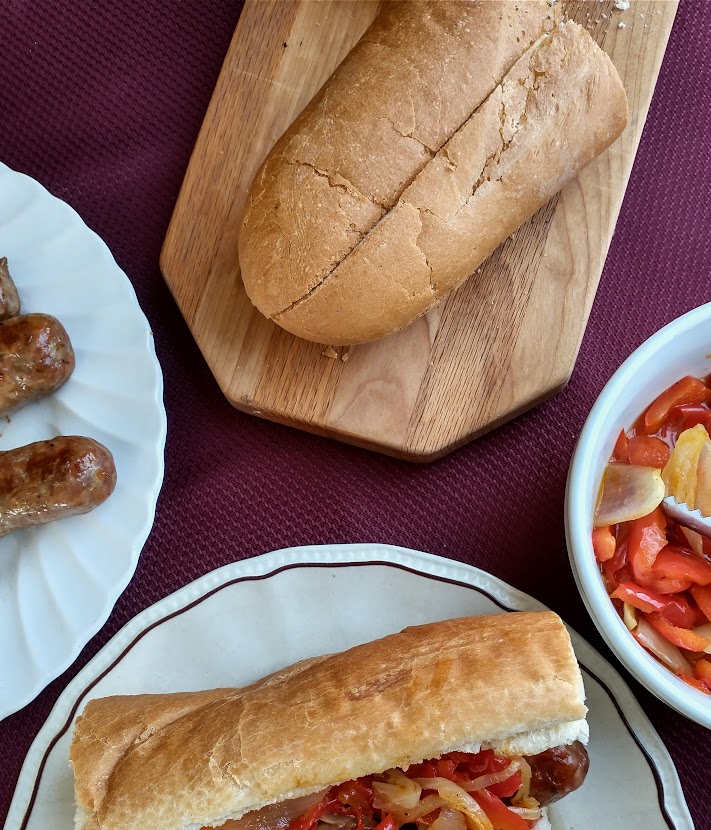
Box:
[0,162,167,719]
[5,545,691,830]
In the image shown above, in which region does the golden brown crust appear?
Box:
[238,3,628,345]
[71,612,586,830]
[274,22,627,344]
[238,0,552,328]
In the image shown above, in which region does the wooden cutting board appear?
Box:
[161,0,677,461]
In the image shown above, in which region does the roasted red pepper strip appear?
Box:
[652,546,711,587]
[478,756,510,777]
[643,377,711,434]
[436,759,458,780]
[611,581,698,628]
[447,750,501,778]
[648,576,693,595]
[614,564,634,587]
[487,770,523,799]
[694,658,711,691]
[593,526,617,563]
[444,752,489,764]
[676,670,711,694]
[669,404,711,435]
[337,781,374,812]
[472,789,529,830]
[406,762,438,778]
[627,435,671,468]
[611,581,659,613]
[289,797,343,830]
[612,429,630,463]
[602,531,629,590]
[647,612,711,652]
[292,782,378,830]
[436,753,519,794]
[690,602,710,628]
[690,584,711,622]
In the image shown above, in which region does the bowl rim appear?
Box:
[566,301,711,728]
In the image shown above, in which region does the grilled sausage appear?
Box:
[0,436,116,536]
[526,741,590,805]
[0,258,20,321]
[0,313,74,415]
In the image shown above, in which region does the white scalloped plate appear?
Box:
[0,162,166,719]
[5,546,692,830]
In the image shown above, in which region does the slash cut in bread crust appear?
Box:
[71,612,587,830]
[238,1,628,345]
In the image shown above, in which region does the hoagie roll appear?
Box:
[71,612,589,830]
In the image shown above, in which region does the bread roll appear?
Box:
[70,612,587,830]
[238,1,627,345]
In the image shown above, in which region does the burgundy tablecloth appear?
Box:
[1,0,709,826]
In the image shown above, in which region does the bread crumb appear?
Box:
[341,350,350,363]
[618,21,626,28]
[322,346,338,359]
[602,13,607,19]
[614,0,630,9]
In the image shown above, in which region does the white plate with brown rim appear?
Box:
[4,545,692,830]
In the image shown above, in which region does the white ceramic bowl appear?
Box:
[566,302,711,727]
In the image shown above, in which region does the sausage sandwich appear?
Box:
[70,613,590,830]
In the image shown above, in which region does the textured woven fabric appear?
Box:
[0,1,709,826]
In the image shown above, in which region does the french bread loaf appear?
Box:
[238,1,628,345]
[70,612,587,830]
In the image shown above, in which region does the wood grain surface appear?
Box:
[161,0,678,461]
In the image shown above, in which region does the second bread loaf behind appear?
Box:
[239,2,627,344]
[240,1,553,330]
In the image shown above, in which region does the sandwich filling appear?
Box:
[211,744,588,830]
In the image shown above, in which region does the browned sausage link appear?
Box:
[526,741,590,806]
[0,313,75,415]
[0,258,21,322]
[0,436,116,536]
